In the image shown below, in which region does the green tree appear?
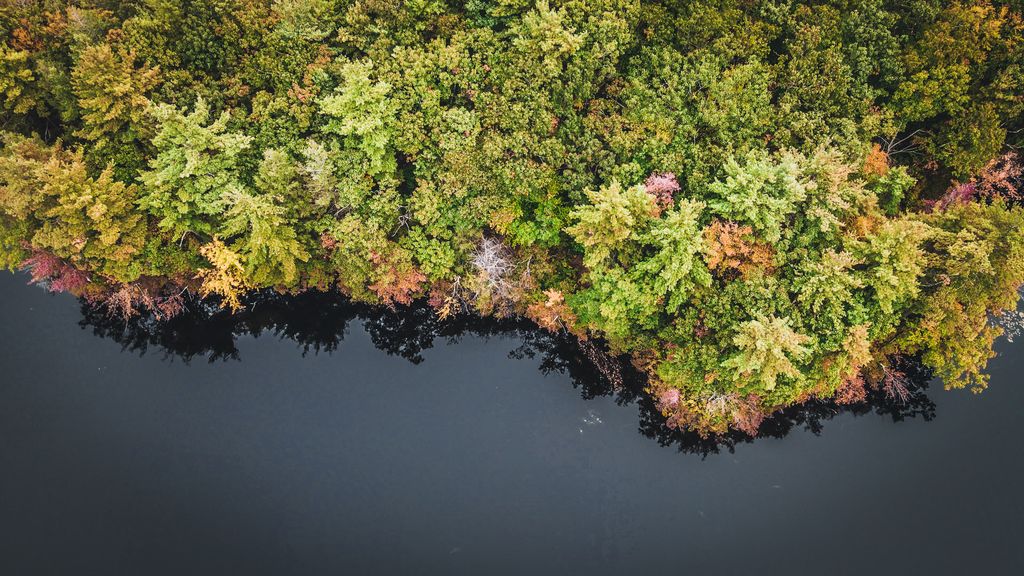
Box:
[0,46,43,115]
[565,181,653,270]
[722,315,812,392]
[218,149,311,286]
[71,44,160,175]
[511,0,584,78]
[30,153,147,282]
[71,44,159,145]
[634,199,712,313]
[318,60,398,210]
[569,267,661,347]
[935,103,1006,179]
[138,97,253,238]
[899,201,1024,391]
[849,218,931,315]
[707,150,808,243]
[793,249,864,318]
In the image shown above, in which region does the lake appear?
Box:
[0,271,1021,574]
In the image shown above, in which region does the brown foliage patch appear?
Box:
[702,220,775,278]
[730,395,765,437]
[975,152,1022,201]
[863,143,890,177]
[102,282,187,321]
[368,251,426,307]
[526,289,580,334]
[834,374,868,405]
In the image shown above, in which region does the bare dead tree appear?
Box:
[880,129,929,157]
[881,364,912,405]
[472,236,515,301]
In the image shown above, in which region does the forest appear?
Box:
[2,0,1024,436]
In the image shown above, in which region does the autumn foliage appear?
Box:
[3,0,1024,436]
[702,221,775,279]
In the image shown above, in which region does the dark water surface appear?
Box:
[1,272,1021,575]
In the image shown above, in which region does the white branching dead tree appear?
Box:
[472,236,515,300]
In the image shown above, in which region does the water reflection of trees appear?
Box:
[79,290,936,456]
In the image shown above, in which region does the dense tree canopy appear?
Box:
[3,0,1024,436]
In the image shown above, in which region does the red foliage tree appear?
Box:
[834,374,868,405]
[730,395,765,437]
[975,152,1023,201]
[21,250,89,294]
[644,172,680,215]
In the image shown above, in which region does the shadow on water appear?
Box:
[78,289,936,457]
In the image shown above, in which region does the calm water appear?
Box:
[0,271,1021,575]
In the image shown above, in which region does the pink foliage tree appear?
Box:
[730,395,765,437]
[644,172,680,214]
[929,152,1022,212]
[929,182,977,212]
[976,152,1023,201]
[21,250,89,294]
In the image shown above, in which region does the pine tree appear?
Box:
[220,167,310,288]
[565,181,654,270]
[707,150,808,243]
[0,46,41,115]
[138,97,252,238]
[722,315,812,392]
[318,60,398,209]
[635,199,712,312]
[849,218,931,315]
[31,151,147,282]
[72,44,159,145]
